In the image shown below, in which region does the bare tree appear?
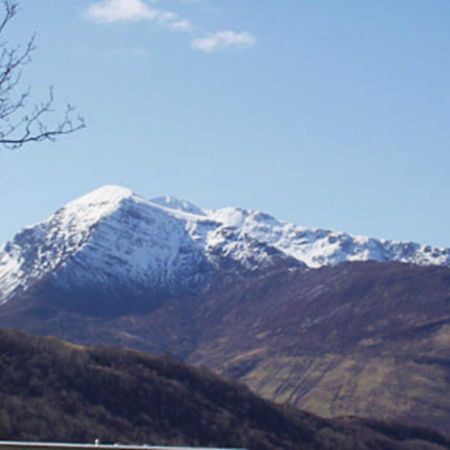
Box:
[0,0,84,149]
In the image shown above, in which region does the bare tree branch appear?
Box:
[0,0,85,149]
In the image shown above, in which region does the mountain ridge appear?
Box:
[1,184,449,307]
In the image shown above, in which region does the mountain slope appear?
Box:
[186,262,450,436]
[2,262,450,435]
[0,327,449,450]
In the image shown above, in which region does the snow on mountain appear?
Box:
[209,207,450,268]
[150,195,206,216]
[0,186,294,305]
[0,184,449,305]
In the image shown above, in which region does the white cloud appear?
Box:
[86,0,193,31]
[87,0,157,22]
[86,1,256,54]
[191,30,256,53]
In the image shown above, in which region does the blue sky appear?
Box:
[1,0,449,246]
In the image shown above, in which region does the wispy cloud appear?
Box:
[86,0,255,54]
[86,0,193,32]
[191,31,256,53]
[169,19,193,32]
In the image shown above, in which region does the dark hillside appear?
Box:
[1,262,450,435]
[0,328,449,450]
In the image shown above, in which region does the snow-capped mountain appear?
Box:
[0,186,298,306]
[0,184,449,307]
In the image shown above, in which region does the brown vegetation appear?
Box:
[0,328,449,450]
[1,262,450,435]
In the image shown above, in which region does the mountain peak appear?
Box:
[70,185,135,207]
[56,185,137,229]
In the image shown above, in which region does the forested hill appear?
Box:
[0,328,448,450]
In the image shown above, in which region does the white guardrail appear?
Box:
[0,442,247,450]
